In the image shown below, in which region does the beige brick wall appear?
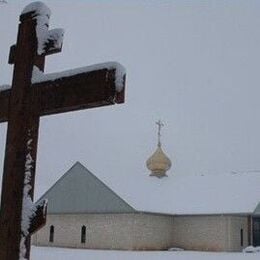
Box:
[171,215,248,252]
[228,216,248,251]
[32,213,175,250]
[172,215,227,251]
[32,213,249,251]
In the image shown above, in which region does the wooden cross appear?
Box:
[0,2,126,260]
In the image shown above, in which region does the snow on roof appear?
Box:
[106,171,260,216]
[3,162,258,216]
[34,163,260,216]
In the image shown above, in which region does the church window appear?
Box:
[49,225,54,243]
[253,217,260,246]
[81,225,86,243]
[240,228,243,247]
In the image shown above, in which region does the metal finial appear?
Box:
[156,120,164,147]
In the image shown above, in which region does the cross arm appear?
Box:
[0,89,9,123]
[33,65,126,117]
[0,63,126,122]
[8,41,62,65]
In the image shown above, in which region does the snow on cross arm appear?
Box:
[32,62,126,92]
[45,28,64,52]
[0,84,11,92]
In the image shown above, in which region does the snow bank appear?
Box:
[243,246,260,253]
[31,246,260,260]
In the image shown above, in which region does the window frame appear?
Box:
[81,225,86,244]
[49,225,54,243]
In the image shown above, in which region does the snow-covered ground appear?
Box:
[32,246,259,260]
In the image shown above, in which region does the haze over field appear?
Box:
[1,0,260,200]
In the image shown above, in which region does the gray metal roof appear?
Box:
[253,202,260,216]
[37,162,135,214]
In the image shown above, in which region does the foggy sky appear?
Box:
[1,0,260,199]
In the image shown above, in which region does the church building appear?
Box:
[33,122,260,252]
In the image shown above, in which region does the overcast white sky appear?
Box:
[1,0,260,199]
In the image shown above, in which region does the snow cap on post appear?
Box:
[21,1,51,19]
[20,2,51,55]
[20,2,64,56]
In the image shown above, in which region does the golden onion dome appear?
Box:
[146,120,172,178]
[146,145,172,178]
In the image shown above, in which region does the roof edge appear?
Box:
[36,161,136,213]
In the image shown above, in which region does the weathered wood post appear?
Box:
[0,2,126,259]
[0,5,47,260]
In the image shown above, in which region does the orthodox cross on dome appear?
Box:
[156,120,164,147]
[0,2,126,260]
[146,120,172,178]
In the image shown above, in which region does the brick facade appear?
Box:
[33,213,175,250]
[172,215,248,251]
[33,213,249,251]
